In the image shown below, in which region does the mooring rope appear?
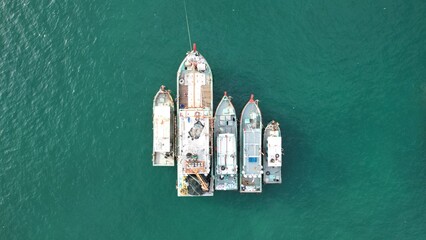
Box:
[183,0,192,50]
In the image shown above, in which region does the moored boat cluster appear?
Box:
[152,44,283,197]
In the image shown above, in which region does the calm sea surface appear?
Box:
[1,0,425,239]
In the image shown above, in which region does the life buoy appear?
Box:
[195,111,201,119]
[275,154,280,159]
[179,79,185,84]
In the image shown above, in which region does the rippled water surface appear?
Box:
[1,0,425,239]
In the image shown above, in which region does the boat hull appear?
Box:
[176,47,214,197]
[214,94,238,191]
[239,96,263,193]
[263,121,282,184]
[152,86,175,166]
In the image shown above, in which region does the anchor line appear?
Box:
[183,0,192,50]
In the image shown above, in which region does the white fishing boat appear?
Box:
[214,92,238,191]
[176,44,214,196]
[152,85,175,166]
[263,120,283,184]
[240,94,263,193]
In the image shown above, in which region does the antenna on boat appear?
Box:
[183,0,192,50]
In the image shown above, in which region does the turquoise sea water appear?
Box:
[1,0,425,239]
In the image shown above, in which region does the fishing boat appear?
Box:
[263,120,282,184]
[214,92,238,191]
[152,85,175,166]
[240,94,263,193]
[176,43,214,197]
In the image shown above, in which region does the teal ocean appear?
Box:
[1,0,425,239]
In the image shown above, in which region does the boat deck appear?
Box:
[178,74,212,109]
[176,49,214,197]
[263,121,282,184]
[240,97,263,193]
[214,94,238,191]
[152,87,174,166]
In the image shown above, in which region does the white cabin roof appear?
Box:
[217,133,236,168]
[153,106,171,152]
[267,136,282,167]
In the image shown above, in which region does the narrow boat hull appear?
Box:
[152,86,175,166]
[214,93,238,191]
[263,121,282,184]
[176,45,214,197]
[239,95,263,193]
